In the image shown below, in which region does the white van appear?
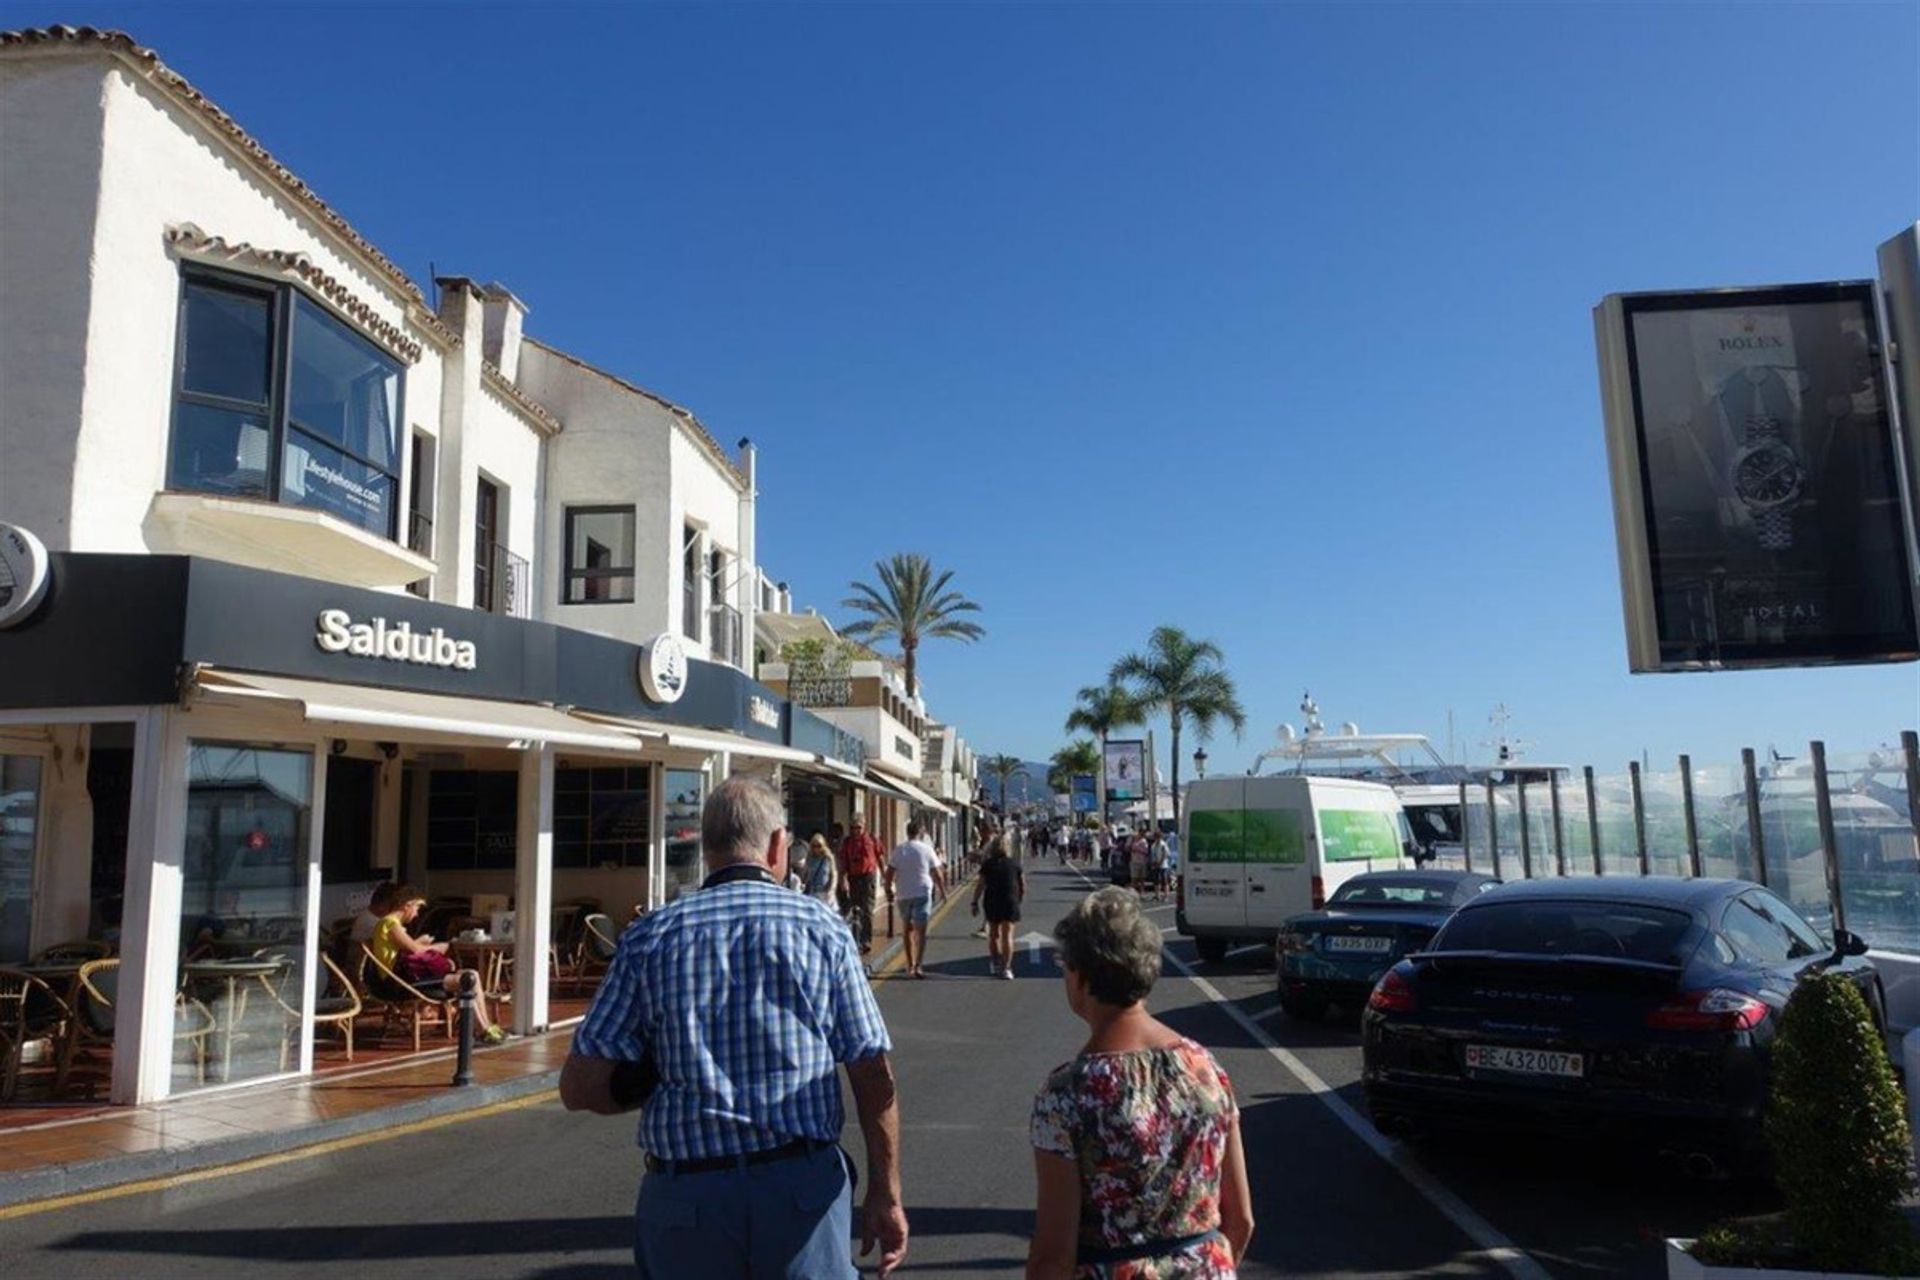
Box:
[1177,774,1413,962]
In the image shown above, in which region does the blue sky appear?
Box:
[24,2,1918,774]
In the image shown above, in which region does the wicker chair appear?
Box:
[257,949,363,1067]
[577,913,620,983]
[355,946,456,1053]
[0,967,74,1102]
[57,959,215,1095]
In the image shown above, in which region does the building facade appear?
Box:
[0,26,929,1107]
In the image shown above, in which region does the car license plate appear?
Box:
[1464,1044,1583,1078]
[1325,935,1394,954]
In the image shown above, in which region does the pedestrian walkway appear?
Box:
[0,1023,573,1211]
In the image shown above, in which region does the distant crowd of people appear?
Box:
[561,777,1251,1278]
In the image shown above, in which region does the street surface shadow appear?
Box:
[48,1217,633,1260]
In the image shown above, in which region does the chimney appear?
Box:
[479,282,529,381]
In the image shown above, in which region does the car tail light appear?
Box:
[1311,876,1325,909]
[1368,968,1417,1014]
[1646,989,1768,1032]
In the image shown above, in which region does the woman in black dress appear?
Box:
[970,835,1026,979]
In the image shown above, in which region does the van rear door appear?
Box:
[1312,784,1408,902]
[1183,778,1247,933]
[1242,776,1311,928]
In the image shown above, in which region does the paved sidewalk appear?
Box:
[0,1027,572,1211]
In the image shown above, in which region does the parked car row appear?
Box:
[1254,868,1886,1175]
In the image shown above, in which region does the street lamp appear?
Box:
[1193,746,1208,779]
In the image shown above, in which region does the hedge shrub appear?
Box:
[1764,972,1915,1273]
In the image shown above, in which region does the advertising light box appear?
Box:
[1103,740,1146,802]
[1595,281,1918,671]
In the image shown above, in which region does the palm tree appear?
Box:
[1110,626,1247,826]
[839,553,984,700]
[981,753,1029,816]
[1063,681,1145,754]
[1047,739,1100,796]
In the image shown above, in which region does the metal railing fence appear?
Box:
[1445,732,1919,955]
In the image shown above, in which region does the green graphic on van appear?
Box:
[1243,808,1305,864]
[1319,808,1400,862]
[1187,808,1244,863]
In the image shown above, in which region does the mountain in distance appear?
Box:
[980,761,1056,809]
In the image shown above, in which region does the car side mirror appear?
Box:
[1833,929,1870,958]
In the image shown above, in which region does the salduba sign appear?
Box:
[315,609,478,670]
[1595,277,1919,671]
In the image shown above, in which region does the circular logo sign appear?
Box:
[638,633,689,704]
[0,524,51,630]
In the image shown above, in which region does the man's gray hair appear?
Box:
[702,775,786,866]
[1052,886,1163,1007]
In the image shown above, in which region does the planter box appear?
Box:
[1666,1239,1888,1280]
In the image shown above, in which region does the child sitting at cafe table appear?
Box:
[370,886,507,1043]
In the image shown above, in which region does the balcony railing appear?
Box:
[709,603,743,669]
[475,542,530,618]
[682,579,700,642]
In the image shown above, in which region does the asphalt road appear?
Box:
[0,862,1777,1278]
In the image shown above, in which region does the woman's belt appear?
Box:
[1078,1227,1224,1265]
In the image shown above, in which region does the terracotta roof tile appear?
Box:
[481,361,562,435]
[2,25,426,305]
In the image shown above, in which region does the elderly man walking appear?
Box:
[560,777,909,1278]
[839,813,886,955]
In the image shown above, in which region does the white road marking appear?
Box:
[1067,865,1550,1280]
[1252,1003,1285,1022]
[1014,930,1053,966]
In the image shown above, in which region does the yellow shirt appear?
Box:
[370,914,407,972]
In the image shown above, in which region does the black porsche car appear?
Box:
[1361,877,1886,1173]
[1274,870,1499,1019]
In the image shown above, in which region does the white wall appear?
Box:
[0,55,106,544]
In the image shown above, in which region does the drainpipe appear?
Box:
[737,439,757,674]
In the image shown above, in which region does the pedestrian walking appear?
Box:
[1149,829,1172,902]
[560,777,910,1279]
[839,815,885,955]
[886,821,946,979]
[1027,887,1253,1278]
[801,832,840,908]
[1127,829,1149,894]
[970,835,1026,979]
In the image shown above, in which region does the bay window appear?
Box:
[168,270,404,539]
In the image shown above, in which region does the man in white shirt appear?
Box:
[885,822,947,980]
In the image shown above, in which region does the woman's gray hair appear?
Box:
[1053,886,1162,1007]
[702,776,786,866]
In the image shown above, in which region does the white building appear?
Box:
[0,25,868,1107]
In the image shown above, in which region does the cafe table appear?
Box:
[181,957,285,1082]
[447,938,514,999]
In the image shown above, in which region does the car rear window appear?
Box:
[1330,878,1453,905]
[1435,900,1694,964]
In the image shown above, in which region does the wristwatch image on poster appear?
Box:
[1597,282,1918,671]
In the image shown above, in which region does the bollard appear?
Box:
[452,969,477,1087]
[886,895,895,939]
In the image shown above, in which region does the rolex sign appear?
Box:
[1595,281,1918,671]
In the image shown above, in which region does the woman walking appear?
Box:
[800,832,839,907]
[1026,887,1253,1278]
[970,835,1026,979]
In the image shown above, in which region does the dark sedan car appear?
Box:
[1275,871,1500,1019]
[1361,877,1885,1174]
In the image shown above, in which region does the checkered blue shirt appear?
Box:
[574,873,892,1161]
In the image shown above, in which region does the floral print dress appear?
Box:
[1030,1038,1238,1279]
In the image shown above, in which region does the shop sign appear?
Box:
[639,632,688,704]
[747,695,780,729]
[0,523,51,630]
[314,608,478,670]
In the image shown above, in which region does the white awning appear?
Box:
[865,765,954,816]
[574,712,816,765]
[195,670,653,754]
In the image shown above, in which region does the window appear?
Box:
[563,507,636,604]
[425,770,518,870]
[681,525,701,639]
[0,756,43,963]
[555,766,651,868]
[663,768,706,901]
[1436,901,1695,964]
[1721,896,1794,965]
[1745,889,1827,958]
[169,271,403,538]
